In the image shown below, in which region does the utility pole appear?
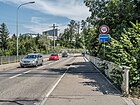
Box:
[51,24,58,50]
[77,21,80,35]
[75,22,80,53]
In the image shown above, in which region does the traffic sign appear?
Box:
[99,34,110,43]
[99,25,109,34]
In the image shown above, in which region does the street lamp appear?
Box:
[16,1,35,60]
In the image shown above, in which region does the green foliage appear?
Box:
[81,26,100,56]
[59,20,84,49]
[110,66,123,88]
[0,23,52,55]
[84,0,140,96]
[0,23,9,51]
[98,62,108,74]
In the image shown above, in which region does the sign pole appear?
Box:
[99,25,109,59]
[104,40,105,58]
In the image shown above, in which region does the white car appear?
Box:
[20,53,43,67]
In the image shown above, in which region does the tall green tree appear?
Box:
[59,20,83,49]
[38,35,50,53]
[84,0,140,39]
[0,23,9,50]
[84,0,140,56]
[84,0,140,94]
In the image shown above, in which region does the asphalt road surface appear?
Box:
[0,54,134,105]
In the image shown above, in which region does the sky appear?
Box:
[0,0,90,35]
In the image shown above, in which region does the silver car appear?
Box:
[20,53,43,67]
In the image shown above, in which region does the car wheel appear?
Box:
[35,62,38,67]
[21,65,24,68]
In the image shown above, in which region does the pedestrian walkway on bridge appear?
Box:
[42,56,138,105]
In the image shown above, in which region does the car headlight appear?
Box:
[31,60,35,63]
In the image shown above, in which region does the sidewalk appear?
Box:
[0,62,19,71]
[44,56,135,105]
[132,98,140,105]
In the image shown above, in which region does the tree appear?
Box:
[84,0,140,95]
[119,21,140,95]
[81,26,100,56]
[84,0,140,39]
[68,20,78,43]
[0,23,9,50]
[38,35,50,53]
[59,20,83,49]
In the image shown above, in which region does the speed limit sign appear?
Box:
[99,25,109,34]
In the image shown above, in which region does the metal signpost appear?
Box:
[99,25,110,58]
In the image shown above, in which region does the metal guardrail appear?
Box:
[0,55,25,65]
[0,55,50,65]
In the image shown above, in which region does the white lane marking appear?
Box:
[36,62,57,70]
[23,70,31,74]
[9,70,31,79]
[39,68,68,105]
[9,74,22,79]
[9,60,62,79]
[9,61,55,79]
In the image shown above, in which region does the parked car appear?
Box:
[62,52,68,57]
[49,54,59,60]
[20,53,43,67]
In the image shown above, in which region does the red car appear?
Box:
[49,54,59,60]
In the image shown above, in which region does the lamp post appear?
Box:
[16,1,35,61]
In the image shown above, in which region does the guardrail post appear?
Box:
[0,56,2,65]
[121,66,129,96]
[8,56,10,64]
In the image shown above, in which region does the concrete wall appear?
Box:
[85,54,129,95]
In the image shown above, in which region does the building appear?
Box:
[42,29,58,40]
[22,33,41,37]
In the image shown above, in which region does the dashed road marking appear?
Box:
[9,70,31,79]
[23,70,31,74]
[36,62,54,70]
[9,74,22,79]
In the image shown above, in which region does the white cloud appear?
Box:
[0,0,90,34]
[0,0,90,21]
[23,17,67,34]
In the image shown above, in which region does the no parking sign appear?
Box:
[99,25,109,34]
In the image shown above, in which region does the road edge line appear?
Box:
[39,68,68,105]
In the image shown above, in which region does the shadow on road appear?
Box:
[0,98,39,105]
[46,57,121,96]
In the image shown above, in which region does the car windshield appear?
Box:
[25,55,37,59]
[51,54,58,56]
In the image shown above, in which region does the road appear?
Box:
[0,54,134,105]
